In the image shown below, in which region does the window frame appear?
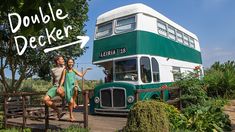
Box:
[167,25,176,40]
[151,58,160,82]
[157,19,167,37]
[176,30,183,43]
[96,21,113,39]
[183,33,189,46]
[172,66,181,81]
[114,15,136,34]
[189,37,195,48]
[114,57,138,82]
[140,57,152,83]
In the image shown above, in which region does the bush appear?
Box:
[175,77,207,107]
[204,61,235,98]
[173,66,232,131]
[123,100,170,132]
[161,103,187,131]
[0,128,31,132]
[182,99,231,132]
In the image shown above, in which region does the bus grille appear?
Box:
[100,88,126,108]
[101,89,112,107]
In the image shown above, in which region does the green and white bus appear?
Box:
[90,3,203,115]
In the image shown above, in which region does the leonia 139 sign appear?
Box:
[99,47,127,58]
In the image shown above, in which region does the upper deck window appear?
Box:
[176,30,183,43]
[168,25,176,40]
[183,34,189,46]
[115,16,136,34]
[189,37,195,48]
[157,20,167,36]
[96,22,113,39]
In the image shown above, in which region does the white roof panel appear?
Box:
[97,3,198,40]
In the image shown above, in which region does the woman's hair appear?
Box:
[66,58,75,66]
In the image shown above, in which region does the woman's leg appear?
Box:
[69,100,75,121]
[72,87,78,108]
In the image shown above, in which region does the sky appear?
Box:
[75,0,235,80]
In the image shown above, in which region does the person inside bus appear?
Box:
[141,65,151,83]
[104,68,113,82]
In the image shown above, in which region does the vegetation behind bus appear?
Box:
[124,61,234,131]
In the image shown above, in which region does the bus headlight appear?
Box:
[127,96,134,103]
[94,97,100,104]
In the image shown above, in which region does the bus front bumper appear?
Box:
[95,108,130,115]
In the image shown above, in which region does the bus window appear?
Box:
[183,34,189,46]
[151,58,160,82]
[172,66,181,81]
[140,57,152,83]
[115,16,136,34]
[114,58,138,81]
[189,37,195,48]
[157,20,167,37]
[96,22,113,39]
[176,30,183,43]
[101,61,113,83]
[168,25,176,40]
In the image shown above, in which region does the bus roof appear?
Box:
[97,3,198,40]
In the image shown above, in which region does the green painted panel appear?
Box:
[93,32,137,62]
[93,30,202,64]
[137,31,202,64]
[136,82,172,101]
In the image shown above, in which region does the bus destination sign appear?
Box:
[99,47,126,58]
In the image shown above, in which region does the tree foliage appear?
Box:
[204,61,235,98]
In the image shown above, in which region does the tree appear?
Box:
[0,0,89,92]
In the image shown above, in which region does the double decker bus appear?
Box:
[90,3,203,115]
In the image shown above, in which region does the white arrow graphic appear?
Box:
[43,36,89,53]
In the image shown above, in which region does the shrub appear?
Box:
[123,100,170,132]
[0,128,31,132]
[204,61,235,98]
[182,99,231,132]
[175,78,207,107]
[161,103,187,131]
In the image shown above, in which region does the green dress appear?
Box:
[64,69,81,103]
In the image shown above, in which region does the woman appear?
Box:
[58,58,91,121]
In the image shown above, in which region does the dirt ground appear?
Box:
[6,101,235,132]
[224,100,235,132]
[7,110,127,132]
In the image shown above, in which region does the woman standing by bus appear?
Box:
[58,58,91,121]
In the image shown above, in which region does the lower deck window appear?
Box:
[140,57,152,83]
[152,58,160,82]
[172,66,181,81]
[115,58,138,81]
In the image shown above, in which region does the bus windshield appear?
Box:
[114,58,138,81]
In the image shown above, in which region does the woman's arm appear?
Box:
[73,68,91,77]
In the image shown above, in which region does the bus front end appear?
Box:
[90,82,136,115]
